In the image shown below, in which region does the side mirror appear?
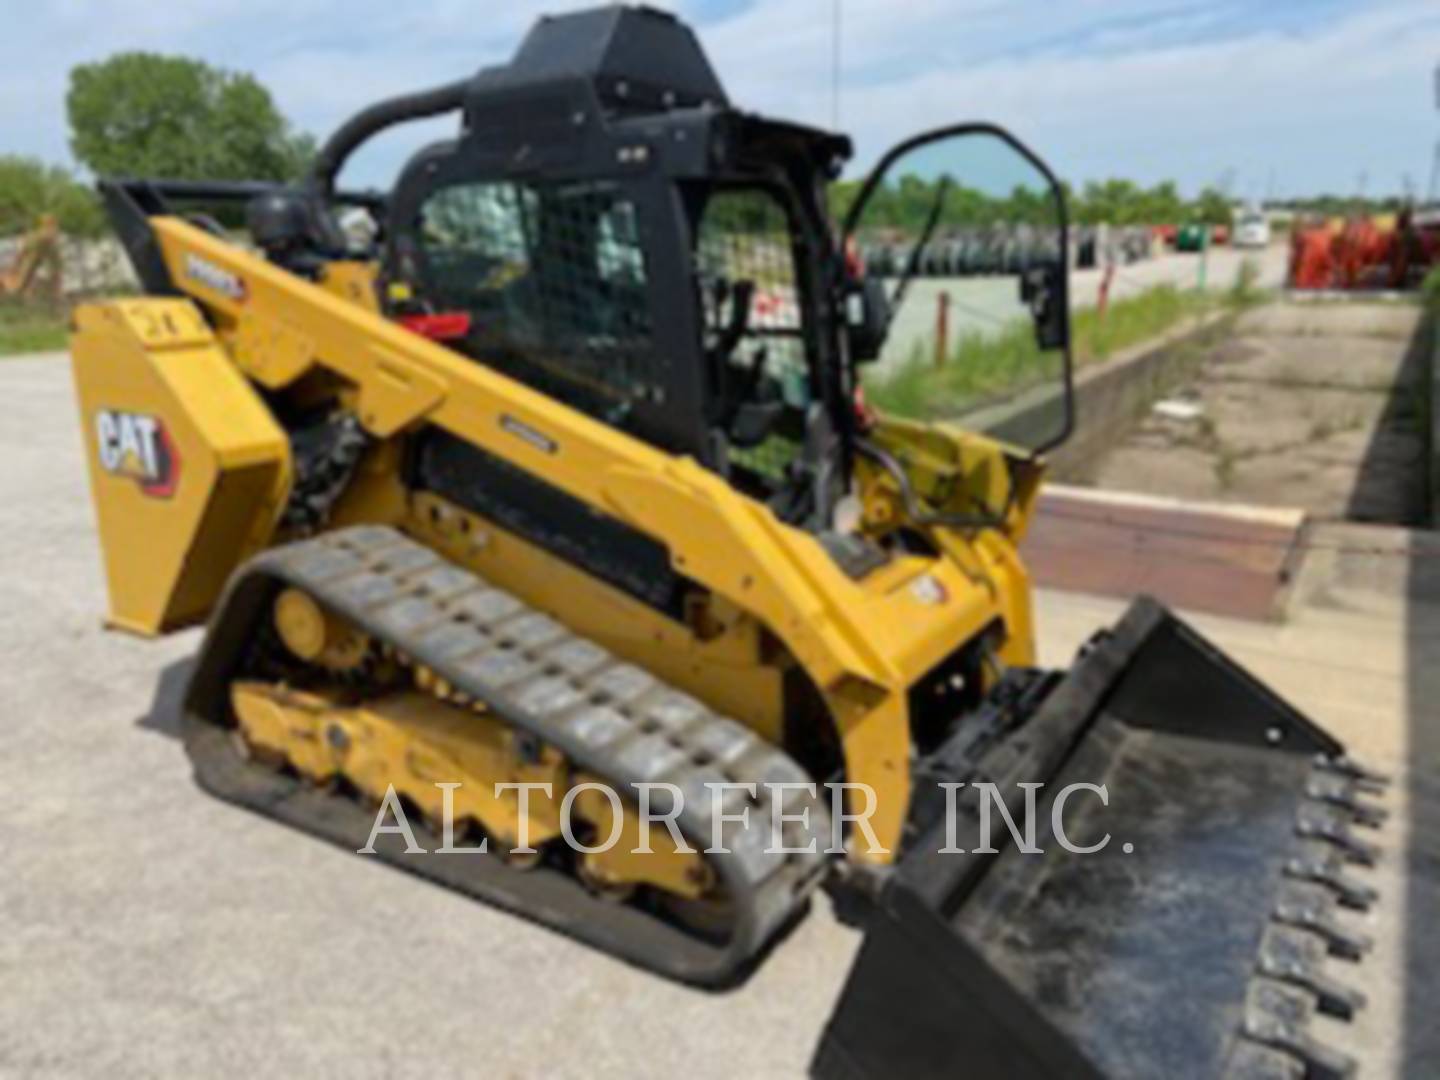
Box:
[840,122,1073,455]
[846,276,891,364]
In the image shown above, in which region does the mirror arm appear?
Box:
[886,176,952,327]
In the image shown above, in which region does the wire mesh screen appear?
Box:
[695,189,809,484]
[418,180,655,421]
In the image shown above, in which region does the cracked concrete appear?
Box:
[1081,301,1430,524]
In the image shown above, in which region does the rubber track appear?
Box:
[182,525,833,986]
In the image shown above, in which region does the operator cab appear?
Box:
[368,8,1074,533]
[378,7,853,527]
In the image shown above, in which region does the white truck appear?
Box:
[1234,207,1272,248]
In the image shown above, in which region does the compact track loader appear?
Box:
[72,7,1388,1076]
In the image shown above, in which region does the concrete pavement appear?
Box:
[1085,301,1430,524]
[2,350,1435,1077]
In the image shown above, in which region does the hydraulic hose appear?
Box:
[855,438,1005,530]
[308,78,470,199]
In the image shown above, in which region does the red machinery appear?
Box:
[1289,209,1440,290]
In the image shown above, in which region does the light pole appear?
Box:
[1428,62,1440,201]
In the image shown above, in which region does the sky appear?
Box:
[3,0,1439,200]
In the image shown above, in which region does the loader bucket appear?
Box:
[813,597,1385,1080]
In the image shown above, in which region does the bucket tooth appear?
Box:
[1304,771,1388,827]
[1256,925,1366,1018]
[1273,882,1373,960]
[1316,754,1389,794]
[1295,804,1381,865]
[1285,841,1380,910]
[1240,979,1357,1080]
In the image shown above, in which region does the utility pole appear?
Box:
[1429,62,1440,201]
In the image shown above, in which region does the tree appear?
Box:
[66,53,314,182]
[1191,186,1234,227]
[0,156,105,238]
[832,171,1256,234]
[1137,182,1184,227]
[1075,179,1141,225]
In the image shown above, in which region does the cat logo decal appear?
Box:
[95,410,181,498]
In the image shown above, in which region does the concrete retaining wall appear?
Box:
[1044,312,1231,480]
[1430,312,1440,527]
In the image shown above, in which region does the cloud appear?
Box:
[696,0,1440,197]
[1,0,1437,197]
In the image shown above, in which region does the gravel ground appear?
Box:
[2,349,1434,1077]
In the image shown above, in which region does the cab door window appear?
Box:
[418,179,657,424]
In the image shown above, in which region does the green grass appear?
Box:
[866,317,1051,419]
[0,302,68,356]
[1422,266,1440,315]
[865,282,1220,421]
[1073,283,1209,364]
